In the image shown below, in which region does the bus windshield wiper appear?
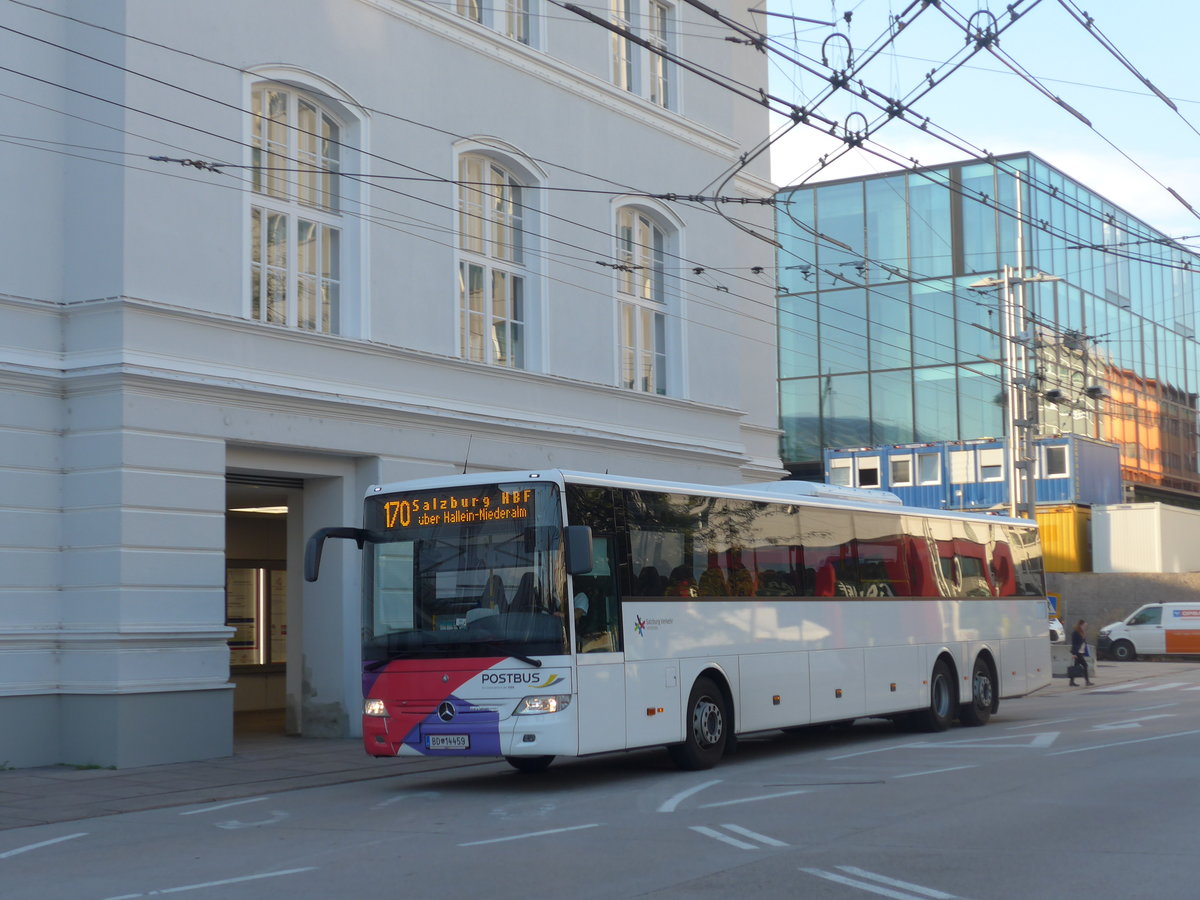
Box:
[511,653,543,668]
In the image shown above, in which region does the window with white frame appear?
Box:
[889,456,913,486]
[616,207,668,394]
[455,0,534,45]
[917,452,940,484]
[250,84,342,334]
[609,0,675,109]
[1043,444,1069,477]
[458,154,527,368]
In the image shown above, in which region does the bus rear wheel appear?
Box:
[505,755,554,774]
[668,677,728,770]
[912,659,955,732]
[959,656,995,727]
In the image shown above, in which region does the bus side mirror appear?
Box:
[304,527,369,582]
[564,525,594,576]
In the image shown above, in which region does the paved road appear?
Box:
[3,660,1199,899]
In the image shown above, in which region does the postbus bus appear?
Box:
[304,469,1050,772]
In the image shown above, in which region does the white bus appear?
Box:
[305,470,1050,772]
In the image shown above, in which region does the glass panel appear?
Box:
[297,100,318,208]
[871,369,914,444]
[459,156,485,254]
[297,219,317,330]
[819,288,868,375]
[265,212,287,325]
[823,372,870,447]
[908,172,952,277]
[855,513,910,597]
[815,181,864,290]
[957,363,1003,439]
[780,295,819,378]
[864,175,907,278]
[913,366,958,441]
[868,282,911,370]
[798,507,858,596]
[653,311,666,394]
[250,207,262,321]
[460,263,486,361]
[780,378,821,462]
[912,281,956,365]
[491,270,511,366]
[265,90,289,200]
[456,0,483,22]
[959,163,998,275]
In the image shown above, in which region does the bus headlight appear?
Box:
[363,698,388,717]
[1098,627,1110,637]
[514,694,572,715]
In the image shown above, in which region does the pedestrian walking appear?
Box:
[1069,618,1092,686]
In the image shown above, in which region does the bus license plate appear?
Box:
[427,734,469,750]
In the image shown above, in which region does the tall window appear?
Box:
[454,0,534,44]
[610,0,634,91]
[459,155,527,368]
[250,84,342,333]
[646,0,671,107]
[609,0,674,109]
[617,207,667,394]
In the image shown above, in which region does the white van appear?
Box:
[1097,603,1200,661]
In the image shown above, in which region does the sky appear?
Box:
[761,0,1200,242]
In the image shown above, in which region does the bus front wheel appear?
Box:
[506,755,554,774]
[668,677,728,770]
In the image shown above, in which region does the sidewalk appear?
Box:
[3,661,1198,832]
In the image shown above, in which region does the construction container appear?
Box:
[1093,503,1200,573]
[1036,504,1091,573]
[824,435,1121,512]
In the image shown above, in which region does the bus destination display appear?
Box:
[380,488,534,529]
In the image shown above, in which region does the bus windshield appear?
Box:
[362,481,570,664]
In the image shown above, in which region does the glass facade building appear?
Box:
[776,153,1200,501]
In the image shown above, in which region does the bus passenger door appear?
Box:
[574,536,626,754]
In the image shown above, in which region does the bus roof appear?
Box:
[364,469,1037,528]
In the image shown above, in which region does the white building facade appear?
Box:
[0,0,780,767]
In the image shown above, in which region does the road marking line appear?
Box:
[905,732,1058,750]
[1088,682,1145,692]
[1137,682,1188,692]
[1092,714,1175,731]
[1049,728,1200,756]
[828,743,921,760]
[458,823,602,847]
[722,824,789,847]
[1008,717,1079,729]
[894,765,977,779]
[699,788,810,808]
[837,865,961,899]
[690,826,759,850]
[1182,686,1200,691]
[102,867,317,898]
[658,779,722,813]
[179,797,267,816]
[0,832,87,860]
[801,867,956,900]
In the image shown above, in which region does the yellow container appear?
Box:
[1036,505,1091,573]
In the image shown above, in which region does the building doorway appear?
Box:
[225,475,299,735]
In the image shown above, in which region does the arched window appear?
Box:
[616,206,670,394]
[458,154,530,368]
[249,83,344,333]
